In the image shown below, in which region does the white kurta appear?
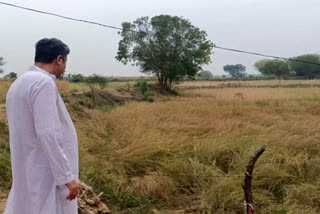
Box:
[4,66,79,214]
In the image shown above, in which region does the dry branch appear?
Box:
[243,145,266,214]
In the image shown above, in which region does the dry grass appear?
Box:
[56,80,136,94]
[0,80,89,103]
[184,88,320,101]
[56,80,89,94]
[0,80,11,104]
[2,80,320,213]
[0,79,134,101]
[179,79,320,88]
[75,85,320,213]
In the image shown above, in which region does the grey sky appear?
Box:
[1,0,319,77]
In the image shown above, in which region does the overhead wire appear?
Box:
[1,1,319,66]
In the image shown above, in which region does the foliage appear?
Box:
[0,57,5,74]
[289,54,320,78]
[0,146,11,191]
[134,78,148,94]
[254,54,320,79]
[65,73,86,83]
[65,74,108,89]
[196,70,213,79]
[3,72,17,79]
[86,74,108,89]
[223,64,246,78]
[0,121,11,191]
[116,15,213,91]
[254,59,292,78]
[134,78,154,102]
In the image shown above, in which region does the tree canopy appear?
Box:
[254,59,292,78]
[86,74,108,89]
[0,57,5,74]
[254,54,320,79]
[4,72,17,79]
[289,54,320,78]
[197,70,213,78]
[223,64,246,78]
[116,15,213,91]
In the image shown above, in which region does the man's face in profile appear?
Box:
[56,55,67,78]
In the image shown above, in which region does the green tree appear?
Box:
[65,73,86,83]
[116,15,213,91]
[223,64,246,78]
[289,54,320,78]
[197,70,213,78]
[85,74,108,106]
[0,57,5,74]
[4,72,17,79]
[86,74,108,89]
[254,59,292,79]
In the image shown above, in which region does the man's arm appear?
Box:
[31,79,74,185]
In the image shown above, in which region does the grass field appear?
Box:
[1,80,320,213]
[179,79,320,88]
[77,87,320,213]
[0,80,137,104]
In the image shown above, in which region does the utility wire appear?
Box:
[0,1,123,31]
[1,1,320,66]
[214,45,320,66]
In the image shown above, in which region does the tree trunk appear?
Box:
[168,79,173,90]
[159,73,165,90]
[158,73,173,92]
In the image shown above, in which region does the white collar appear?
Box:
[29,65,57,80]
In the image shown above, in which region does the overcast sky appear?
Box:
[1,0,319,77]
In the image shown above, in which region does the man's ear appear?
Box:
[56,55,64,65]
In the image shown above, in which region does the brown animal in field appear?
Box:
[233,92,245,100]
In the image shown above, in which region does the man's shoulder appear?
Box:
[16,70,55,89]
[23,70,54,82]
[8,71,56,97]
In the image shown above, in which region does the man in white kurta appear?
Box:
[4,38,79,214]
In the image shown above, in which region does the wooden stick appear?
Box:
[243,145,266,214]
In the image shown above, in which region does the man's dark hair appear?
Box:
[35,38,70,63]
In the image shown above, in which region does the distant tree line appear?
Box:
[196,70,213,79]
[222,54,320,79]
[0,57,4,74]
[254,54,320,79]
[223,64,246,78]
[64,73,108,89]
[4,72,17,79]
[0,57,18,80]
